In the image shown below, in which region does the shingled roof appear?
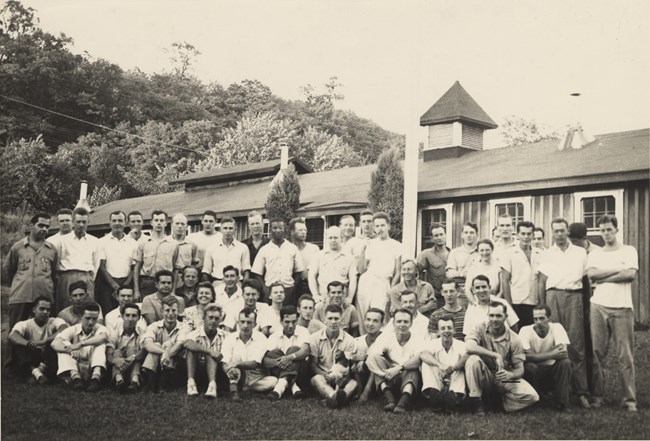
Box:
[420,81,498,129]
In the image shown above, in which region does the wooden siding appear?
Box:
[625,184,649,324]
[428,124,453,149]
[462,124,483,150]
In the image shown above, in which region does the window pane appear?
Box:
[581,196,616,230]
[495,203,524,228]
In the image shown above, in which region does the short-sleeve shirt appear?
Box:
[142,320,188,348]
[4,238,58,304]
[314,303,360,331]
[365,237,402,279]
[368,331,422,366]
[58,306,104,327]
[382,312,429,338]
[465,260,501,295]
[309,249,356,298]
[500,245,542,305]
[518,323,570,366]
[11,317,67,340]
[267,326,310,353]
[221,330,268,380]
[223,302,274,332]
[416,246,449,293]
[174,237,197,270]
[298,242,320,274]
[387,280,435,313]
[185,326,227,353]
[141,294,186,323]
[251,240,304,288]
[242,236,270,267]
[135,235,179,276]
[107,327,144,358]
[105,303,146,334]
[354,331,382,361]
[342,236,370,263]
[463,297,519,336]
[56,233,101,276]
[466,322,525,372]
[309,329,357,372]
[214,285,243,311]
[299,319,326,334]
[446,246,478,279]
[428,305,466,339]
[55,323,109,345]
[423,338,467,367]
[98,233,138,278]
[187,231,223,269]
[203,239,251,279]
[538,243,587,290]
[587,245,639,309]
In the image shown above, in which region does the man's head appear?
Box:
[517,221,535,245]
[180,266,199,288]
[399,291,418,315]
[568,222,589,249]
[280,306,298,337]
[109,211,126,236]
[242,278,263,306]
[220,217,236,241]
[373,212,391,239]
[116,287,135,307]
[238,307,257,337]
[438,318,454,340]
[269,282,286,305]
[298,295,316,321]
[56,208,73,235]
[172,213,188,237]
[203,304,223,332]
[323,304,343,333]
[430,223,446,248]
[497,214,514,241]
[551,218,569,247]
[150,210,168,233]
[487,301,507,333]
[339,215,356,239]
[533,227,545,249]
[491,226,500,243]
[154,270,174,296]
[289,217,307,242]
[72,207,90,237]
[31,296,52,325]
[120,302,141,332]
[476,239,494,261]
[30,213,50,241]
[196,282,216,305]
[202,210,218,234]
[269,218,285,242]
[222,265,240,288]
[68,280,90,306]
[532,304,552,334]
[400,259,418,282]
[80,303,101,334]
[127,211,143,232]
[471,275,491,304]
[364,308,384,335]
[247,211,263,236]
[441,279,459,306]
[393,308,413,336]
[597,215,619,246]
[162,296,179,325]
[325,226,342,251]
[326,281,345,306]
[461,222,478,247]
[359,210,374,236]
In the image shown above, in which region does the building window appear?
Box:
[489,197,531,234]
[495,202,525,226]
[581,196,616,230]
[305,217,325,248]
[574,190,623,245]
[419,204,452,250]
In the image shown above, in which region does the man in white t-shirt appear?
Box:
[186,210,223,272]
[519,304,571,412]
[586,215,639,412]
[463,275,519,336]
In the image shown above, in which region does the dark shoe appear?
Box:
[268,391,281,401]
[556,403,572,413]
[27,376,38,386]
[475,402,486,416]
[87,378,102,393]
[159,369,176,392]
[230,389,242,402]
[116,380,127,394]
[326,393,338,409]
[127,382,140,394]
[293,389,305,399]
[335,389,348,408]
[72,378,85,391]
[37,376,48,386]
[393,392,411,414]
[383,389,396,412]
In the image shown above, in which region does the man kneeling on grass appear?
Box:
[8,296,67,385]
[106,302,147,393]
[142,296,188,392]
[309,304,358,409]
[263,305,310,400]
[51,302,108,392]
[184,304,227,399]
[367,308,422,414]
[221,307,278,401]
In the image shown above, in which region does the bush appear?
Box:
[367,148,404,241]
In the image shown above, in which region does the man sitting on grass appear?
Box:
[142,296,188,392]
[367,308,422,414]
[263,305,310,400]
[351,308,384,401]
[222,307,278,401]
[58,281,104,326]
[309,304,358,409]
[184,304,227,399]
[106,302,147,394]
[8,296,68,385]
[51,302,108,392]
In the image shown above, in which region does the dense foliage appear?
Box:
[367,148,404,241]
[265,164,301,226]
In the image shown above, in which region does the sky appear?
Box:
[22,0,650,149]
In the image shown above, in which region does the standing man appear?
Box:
[202,216,250,288]
[251,218,304,306]
[127,211,146,243]
[494,214,517,262]
[342,210,375,266]
[46,208,73,248]
[289,217,320,299]
[187,210,223,271]
[339,215,357,251]
[427,279,466,340]
[587,215,638,412]
[4,213,58,329]
[308,226,357,305]
[501,221,542,327]
[242,211,269,268]
[97,211,138,315]
[357,212,402,333]
[133,210,179,300]
[54,207,100,312]
[532,227,546,250]
[171,213,198,273]
[416,223,449,310]
[538,217,590,408]
[446,222,479,283]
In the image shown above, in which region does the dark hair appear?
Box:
[298,294,315,308]
[269,217,285,226]
[366,307,385,321]
[242,278,264,294]
[476,238,494,250]
[568,222,588,239]
[56,208,73,217]
[269,282,286,293]
[463,222,478,233]
[68,280,88,295]
[202,210,217,220]
[127,211,143,221]
[359,209,374,218]
[73,207,90,217]
[196,281,216,302]
[597,214,618,229]
[441,278,458,289]
[324,304,343,315]
[551,217,569,229]
[120,302,141,317]
[488,301,507,314]
[81,302,101,314]
[162,296,179,307]
[516,221,535,233]
[220,216,236,225]
[327,281,345,292]
[155,269,174,283]
[393,307,413,320]
[239,306,257,321]
[222,265,240,277]
[288,217,306,232]
[280,305,298,321]
[109,211,127,221]
[151,209,168,219]
[181,265,199,277]
[430,222,445,233]
[30,213,50,225]
[471,274,491,287]
[533,304,552,318]
[32,296,53,309]
[533,227,545,237]
[399,290,418,301]
[373,212,390,224]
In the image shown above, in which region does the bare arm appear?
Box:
[420,350,443,368]
[524,344,568,363]
[391,258,401,287]
[133,261,143,300]
[537,273,548,305]
[501,269,512,304]
[589,268,637,284]
[144,339,165,355]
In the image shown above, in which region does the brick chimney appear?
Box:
[419,81,498,161]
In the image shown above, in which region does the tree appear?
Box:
[265,164,301,226]
[499,116,560,146]
[164,41,201,78]
[367,148,404,241]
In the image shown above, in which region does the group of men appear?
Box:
[3,206,638,414]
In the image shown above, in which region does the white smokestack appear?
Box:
[280,142,289,170]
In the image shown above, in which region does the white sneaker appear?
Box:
[187,383,199,396]
[205,382,217,399]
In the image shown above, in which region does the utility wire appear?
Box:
[0,93,207,156]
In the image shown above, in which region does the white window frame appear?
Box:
[489,196,532,233]
[573,189,624,242]
[417,203,453,252]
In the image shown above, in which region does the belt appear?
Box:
[547,288,582,293]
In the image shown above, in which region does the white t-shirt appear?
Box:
[462,296,519,336]
[587,245,639,309]
[11,317,67,340]
[368,331,423,366]
[266,326,310,353]
[364,237,402,279]
[424,337,467,367]
[519,322,570,366]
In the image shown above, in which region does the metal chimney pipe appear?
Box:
[280,142,289,170]
[79,180,88,200]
